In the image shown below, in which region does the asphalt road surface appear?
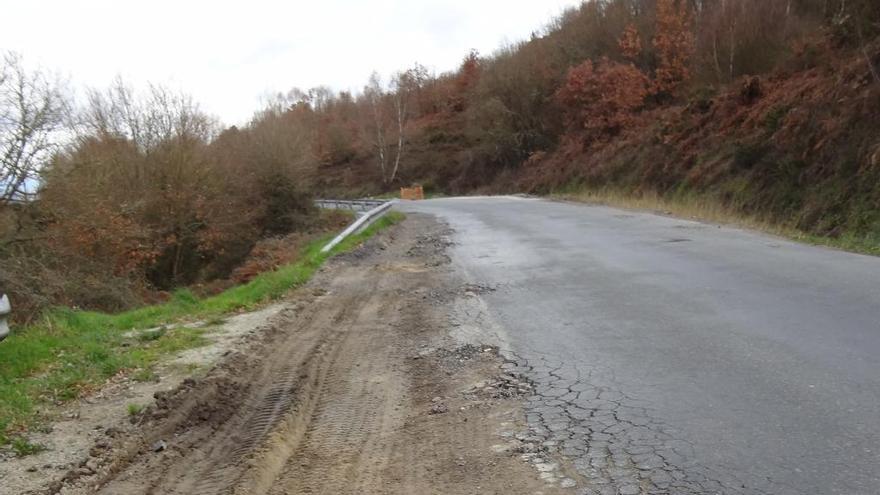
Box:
[400,196,880,495]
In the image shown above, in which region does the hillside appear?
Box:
[520,37,880,245]
[311,1,880,244]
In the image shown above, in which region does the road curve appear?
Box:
[399,196,880,495]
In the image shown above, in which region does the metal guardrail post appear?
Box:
[0,294,10,342]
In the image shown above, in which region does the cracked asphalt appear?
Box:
[400,196,880,495]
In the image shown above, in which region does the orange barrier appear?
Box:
[400,185,424,200]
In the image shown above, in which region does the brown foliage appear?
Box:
[619,24,643,61]
[451,50,481,112]
[652,0,694,97]
[556,58,649,143]
[525,42,880,239]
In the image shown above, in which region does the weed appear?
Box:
[171,289,199,306]
[127,403,144,416]
[11,438,45,457]
[183,363,202,373]
[132,368,158,382]
[204,316,227,326]
[136,327,167,342]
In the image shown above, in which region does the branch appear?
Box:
[856,21,880,84]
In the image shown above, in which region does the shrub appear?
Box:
[556,58,649,142]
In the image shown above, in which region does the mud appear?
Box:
[45,214,578,495]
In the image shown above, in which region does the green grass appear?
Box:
[0,211,404,449]
[10,437,45,457]
[127,403,145,416]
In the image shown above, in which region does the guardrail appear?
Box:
[315,199,388,213]
[320,201,394,253]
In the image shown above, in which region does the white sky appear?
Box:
[1,0,583,126]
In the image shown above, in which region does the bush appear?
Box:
[257,173,316,236]
[0,245,141,322]
[556,58,649,143]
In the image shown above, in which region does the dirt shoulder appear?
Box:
[0,300,293,495]
[18,213,579,495]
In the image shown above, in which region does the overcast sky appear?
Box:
[1,0,583,126]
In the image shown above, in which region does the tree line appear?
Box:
[2,0,878,317]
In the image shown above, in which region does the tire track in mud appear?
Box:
[264,294,407,495]
[91,272,378,495]
[235,294,392,495]
[187,316,352,495]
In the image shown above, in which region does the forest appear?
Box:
[2,0,879,318]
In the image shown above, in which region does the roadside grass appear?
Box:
[127,403,145,417]
[10,437,45,457]
[0,211,404,448]
[556,189,880,256]
[373,191,446,200]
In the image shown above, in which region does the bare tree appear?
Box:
[388,71,411,185]
[0,52,67,204]
[363,72,391,184]
[362,66,425,186]
[82,79,215,149]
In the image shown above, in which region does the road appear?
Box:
[400,196,880,495]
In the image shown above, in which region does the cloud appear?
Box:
[0,0,583,125]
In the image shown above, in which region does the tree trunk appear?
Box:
[370,98,388,184]
[713,33,724,83]
[389,94,407,185]
[729,16,736,81]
